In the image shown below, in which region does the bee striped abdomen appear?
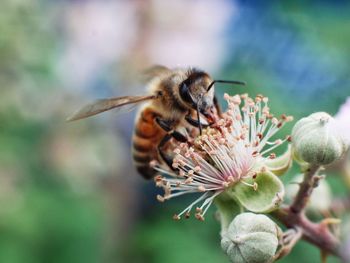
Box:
[132,107,165,179]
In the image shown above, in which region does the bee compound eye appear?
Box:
[179,82,194,104]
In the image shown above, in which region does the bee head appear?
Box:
[179,71,215,117]
[179,69,246,134]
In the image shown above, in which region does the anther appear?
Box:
[157,195,165,202]
[154,175,163,182]
[184,178,193,184]
[271,118,278,125]
[174,148,181,154]
[173,214,181,220]
[195,213,205,221]
[198,186,206,192]
[194,166,201,172]
[149,160,158,168]
[241,93,248,99]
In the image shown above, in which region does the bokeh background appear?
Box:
[1,0,349,262]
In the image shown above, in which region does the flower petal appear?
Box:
[230,170,284,213]
[292,148,310,172]
[264,145,292,176]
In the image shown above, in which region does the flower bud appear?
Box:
[292,112,347,166]
[221,213,279,263]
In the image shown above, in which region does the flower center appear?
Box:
[152,93,293,220]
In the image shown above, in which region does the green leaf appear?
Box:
[229,170,284,213]
[264,145,292,176]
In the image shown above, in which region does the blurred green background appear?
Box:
[0,0,349,262]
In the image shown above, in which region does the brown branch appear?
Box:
[272,207,341,257]
[271,164,341,257]
[290,164,321,214]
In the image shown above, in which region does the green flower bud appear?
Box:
[292,112,347,166]
[221,213,280,263]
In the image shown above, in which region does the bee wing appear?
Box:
[67,95,156,121]
[142,65,171,82]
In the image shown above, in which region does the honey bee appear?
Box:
[67,66,245,179]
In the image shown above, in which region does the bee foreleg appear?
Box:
[214,95,222,117]
[155,117,187,143]
[185,114,210,129]
[155,117,173,132]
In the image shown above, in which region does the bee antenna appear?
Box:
[207,79,246,92]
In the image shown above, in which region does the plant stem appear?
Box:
[272,207,340,256]
[290,164,320,214]
[271,164,341,257]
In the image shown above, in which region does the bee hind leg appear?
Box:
[158,134,193,174]
[157,134,176,170]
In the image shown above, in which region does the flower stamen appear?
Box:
[153,94,292,220]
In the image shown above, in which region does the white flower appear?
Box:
[334,97,350,145]
[153,94,292,220]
